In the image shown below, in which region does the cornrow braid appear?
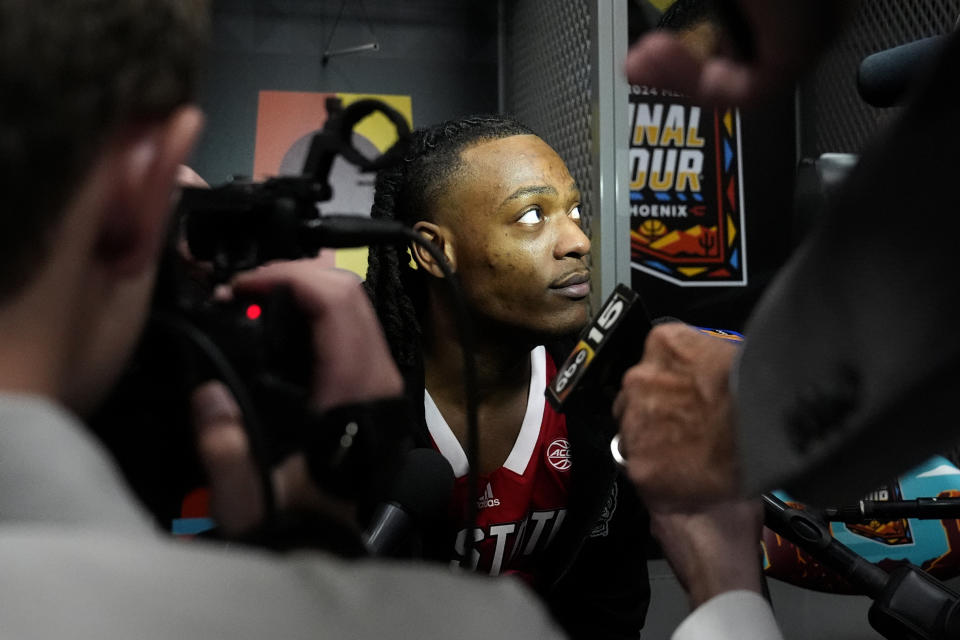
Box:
[364,114,534,381]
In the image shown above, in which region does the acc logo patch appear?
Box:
[547,438,571,471]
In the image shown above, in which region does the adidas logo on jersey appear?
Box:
[477,482,501,509]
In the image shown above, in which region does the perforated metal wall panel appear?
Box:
[502,0,595,233]
[800,0,960,156]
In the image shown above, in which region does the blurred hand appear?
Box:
[624,0,858,106]
[191,380,353,535]
[650,499,765,609]
[230,259,403,413]
[189,259,403,535]
[612,322,740,511]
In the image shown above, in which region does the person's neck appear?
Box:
[423,310,534,407]
[0,284,74,402]
[421,295,543,473]
[0,188,109,410]
[424,330,532,404]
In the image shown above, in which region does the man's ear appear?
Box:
[411,221,456,278]
[94,105,204,276]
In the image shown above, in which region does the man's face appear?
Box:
[437,134,591,339]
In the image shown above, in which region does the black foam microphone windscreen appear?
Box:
[858,36,946,107]
[363,448,454,556]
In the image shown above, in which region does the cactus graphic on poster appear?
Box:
[628,85,746,286]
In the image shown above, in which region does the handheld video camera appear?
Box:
[93,97,412,530]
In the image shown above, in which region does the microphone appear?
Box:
[763,493,889,597]
[546,284,747,416]
[763,493,960,638]
[858,36,947,107]
[546,284,652,413]
[822,497,960,523]
[303,215,410,248]
[363,448,455,557]
[764,456,960,593]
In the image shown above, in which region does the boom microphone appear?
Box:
[858,36,947,107]
[822,497,960,523]
[363,448,455,557]
[764,494,960,639]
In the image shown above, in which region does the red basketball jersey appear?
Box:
[425,346,571,582]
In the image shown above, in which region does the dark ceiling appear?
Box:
[212,0,498,27]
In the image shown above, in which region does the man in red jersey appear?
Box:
[365,115,650,639]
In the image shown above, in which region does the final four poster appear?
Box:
[629,86,747,286]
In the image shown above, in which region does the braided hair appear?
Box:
[364,114,535,381]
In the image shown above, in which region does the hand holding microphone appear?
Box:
[624,0,857,106]
[611,322,742,512]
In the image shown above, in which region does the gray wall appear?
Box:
[502,0,630,307]
[191,0,498,184]
[799,0,960,158]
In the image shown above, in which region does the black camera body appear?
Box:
[93,97,411,530]
[181,176,327,275]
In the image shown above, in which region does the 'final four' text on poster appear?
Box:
[629,85,747,287]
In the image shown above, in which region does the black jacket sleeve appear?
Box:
[535,343,652,640]
[545,472,651,639]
